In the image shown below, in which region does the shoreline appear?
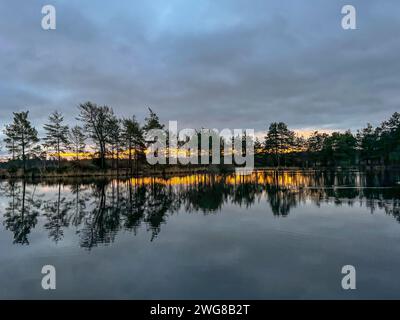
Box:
[0,165,399,180]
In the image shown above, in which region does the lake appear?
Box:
[0,170,400,299]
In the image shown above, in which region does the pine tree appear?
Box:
[379,112,400,164]
[142,108,165,133]
[3,111,39,172]
[356,124,379,164]
[3,124,18,160]
[107,116,122,174]
[122,116,145,175]
[264,122,295,167]
[307,131,329,166]
[43,111,70,168]
[142,108,165,168]
[68,126,86,161]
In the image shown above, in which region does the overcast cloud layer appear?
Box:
[0,0,399,136]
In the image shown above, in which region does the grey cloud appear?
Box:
[0,0,398,135]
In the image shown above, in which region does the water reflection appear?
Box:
[1,170,399,249]
[2,181,41,245]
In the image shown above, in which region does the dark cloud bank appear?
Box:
[0,0,399,136]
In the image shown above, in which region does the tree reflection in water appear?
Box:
[0,170,399,249]
[1,180,42,244]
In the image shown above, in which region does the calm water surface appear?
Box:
[0,170,400,299]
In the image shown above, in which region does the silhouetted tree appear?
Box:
[122,116,145,175]
[307,131,329,166]
[143,108,165,133]
[3,111,39,172]
[264,122,295,166]
[323,131,357,165]
[77,102,114,170]
[3,124,18,160]
[356,123,380,164]
[68,126,86,161]
[43,111,70,168]
[378,112,400,164]
[142,108,165,163]
[107,116,123,174]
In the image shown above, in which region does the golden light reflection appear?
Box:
[121,171,320,189]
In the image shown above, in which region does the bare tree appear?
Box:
[77,102,114,170]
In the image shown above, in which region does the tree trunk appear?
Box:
[100,143,106,171]
[116,149,120,177]
[22,139,26,174]
[129,142,133,176]
[57,140,61,169]
[134,142,138,176]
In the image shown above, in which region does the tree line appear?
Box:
[2,102,163,174]
[1,101,400,174]
[260,112,400,167]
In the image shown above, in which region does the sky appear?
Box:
[0,0,399,140]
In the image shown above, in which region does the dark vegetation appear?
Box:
[1,101,399,177]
